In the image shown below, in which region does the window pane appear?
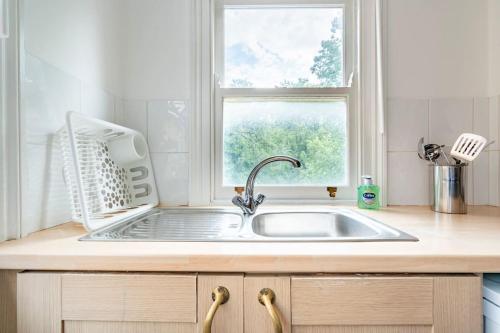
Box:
[223,97,348,186]
[224,6,344,88]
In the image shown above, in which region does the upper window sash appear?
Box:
[215,0,355,89]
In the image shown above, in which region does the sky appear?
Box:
[224,7,344,88]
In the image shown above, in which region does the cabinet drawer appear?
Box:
[291,276,433,326]
[62,273,197,323]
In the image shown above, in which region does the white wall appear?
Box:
[489,0,500,97]
[118,0,499,208]
[116,0,193,206]
[19,0,500,236]
[121,0,192,100]
[386,0,500,206]
[488,0,500,206]
[23,0,125,96]
[387,0,489,99]
[20,0,193,236]
[21,0,124,235]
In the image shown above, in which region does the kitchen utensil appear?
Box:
[432,164,467,214]
[439,146,451,165]
[424,143,444,164]
[417,137,425,160]
[58,111,158,231]
[450,133,488,163]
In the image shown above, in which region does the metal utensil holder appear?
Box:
[431,165,467,214]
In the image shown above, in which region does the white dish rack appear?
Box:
[58,112,158,231]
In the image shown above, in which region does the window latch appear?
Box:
[326,187,338,198]
[234,187,244,196]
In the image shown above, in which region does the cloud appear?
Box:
[226,43,258,66]
[224,7,343,87]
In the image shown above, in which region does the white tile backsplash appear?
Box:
[466,162,474,205]
[21,53,118,235]
[151,153,189,206]
[81,84,115,122]
[471,97,491,205]
[120,100,148,137]
[492,96,500,207]
[23,53,81,145]
[148,100,188,153]
[429,98,473,146]
[113,98,125,124]
[473,152,490,205]
[490,151,500,206]
[22,53,193,235]
[473,97,490,143]
[388,99,429,152]
[490,96,500,151]
[20,52,500,234]
[21,142,72,236]
[388,152,430,205]
[388,96,498,206]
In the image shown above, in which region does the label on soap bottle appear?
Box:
[362,192,376,205]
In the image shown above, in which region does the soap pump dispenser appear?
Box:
[357,175,380,210]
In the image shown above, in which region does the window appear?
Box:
[214,0,357,201]
[223,97,348,186]
[222,5,345,88]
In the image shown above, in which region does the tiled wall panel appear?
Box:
[388,96,500,206]
[118,99,190,206]
[20,54,117,236]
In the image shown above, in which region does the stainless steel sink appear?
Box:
[252,212,378,238]
[81,208,417,242]
[251,211,416,241]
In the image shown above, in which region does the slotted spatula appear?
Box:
[450,133,489,163]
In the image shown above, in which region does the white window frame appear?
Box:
[189,0,386,207]
[212,0,358,203]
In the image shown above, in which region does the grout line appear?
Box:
[427,98,430,142]
[146,100,150,142]
[472,97,476,205]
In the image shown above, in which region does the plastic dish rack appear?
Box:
[58,112,158,231]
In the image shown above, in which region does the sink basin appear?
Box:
[81,208,417,242]
[251,211,417,241]
[252,212,379,238]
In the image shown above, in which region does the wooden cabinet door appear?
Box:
[290,275,482,333]
[244,275,291,333]
[17,272,198,333]
[197,274,244,333]
[16,272,482,333]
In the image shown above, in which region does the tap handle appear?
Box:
[232,195,245,207]
[255,193,266,206]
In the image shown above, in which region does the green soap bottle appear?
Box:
[357,175,380,210]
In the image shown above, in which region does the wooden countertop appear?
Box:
[1,206,500,273]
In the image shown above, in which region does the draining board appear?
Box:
[80,208,244,241]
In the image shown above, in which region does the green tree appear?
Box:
[310,18,343,87]
[230,79,253,88]
[224,115,346,186]
[278,78,313,88]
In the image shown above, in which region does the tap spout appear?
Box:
[232,155,302,215]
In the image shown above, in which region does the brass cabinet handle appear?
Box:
[258,288,283,333]
[203,286,230,333]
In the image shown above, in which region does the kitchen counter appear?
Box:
[1,205,500,273]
